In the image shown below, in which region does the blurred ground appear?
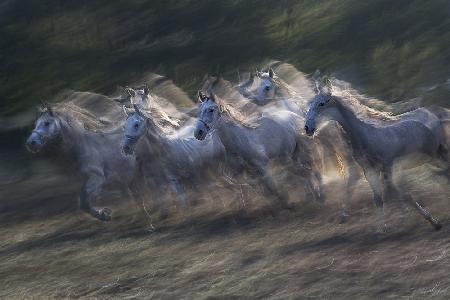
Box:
[1,156,449,299]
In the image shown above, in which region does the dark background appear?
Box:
[1,0,449,117]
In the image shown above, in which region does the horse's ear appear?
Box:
[269,68,274,78]
[323,76,333,95]
[40,100,54,116]
[313,81,321,95]
[38,103,46,113]
[47,106,54,116]
[143,84,150,96]
[197,90,207,103]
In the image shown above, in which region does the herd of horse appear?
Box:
[25,67,450,232]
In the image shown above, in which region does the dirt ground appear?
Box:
[1,160,449,300]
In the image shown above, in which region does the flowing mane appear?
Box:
[213,94,259,128]
[331,79,421,116]
[134,94,181,134]
[329,80,399,125]
[51,102,124,133]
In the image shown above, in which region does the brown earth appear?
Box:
[1,161,449,300]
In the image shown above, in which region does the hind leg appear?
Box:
[392,172,442,230]
[413,200,442,230]
[362,165,386,232]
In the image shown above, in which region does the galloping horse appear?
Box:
[122,87,226,218]
[194,91,322,211]
[26,102,137,221]
[305,81,449,231]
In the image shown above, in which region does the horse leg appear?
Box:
[79,175,111,221]
[437,143,450,178]
[413,199,442,230]
[362,165,386,232]
[292,139,323,203]
[168,177,188,210]
[339,162,359,223]
[392,173,443,230]
[127,174,157,228]
[254,163,292,210]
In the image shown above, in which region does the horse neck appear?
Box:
[57,115,87,155]
[144,117,169,150]
[216,113,245,150]
[330,97,372,141]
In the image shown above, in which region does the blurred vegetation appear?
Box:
[0,0,449,116]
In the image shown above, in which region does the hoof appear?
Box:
[97,208,112,221]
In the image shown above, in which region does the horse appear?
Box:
[122,87,226,218]
[237,68,366,209]
[238,68,305,114]
[194,91,322,211]
[304,81,449,231]
[26,101,138,221]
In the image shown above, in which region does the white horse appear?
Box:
[305,82,449,231]
[122,88,226,218]
[26,102,138,221]
[194,91,321,211]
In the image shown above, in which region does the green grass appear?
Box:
[1,0,449,116]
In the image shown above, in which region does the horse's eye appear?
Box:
[44,121,50,127]
[209,108,214,113]
[264,86,270,91]
[319,103,324,107]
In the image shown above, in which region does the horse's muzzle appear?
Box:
[194,129,206,140]
[304,125,315,136]
[194,121,209,140]
[26,134,45,153]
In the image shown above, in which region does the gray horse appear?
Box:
[122,88,226,218]
[238,68,304,113]
[194,91,321,211]
[305,82,448,231]
[237,69,365,209]
[26,103,137,221]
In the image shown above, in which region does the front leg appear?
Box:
[168,176,188,209]
[79,175,111,221]
[250,159,291,210]
[362,163,386,232]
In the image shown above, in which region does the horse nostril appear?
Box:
[198,129,204,136]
